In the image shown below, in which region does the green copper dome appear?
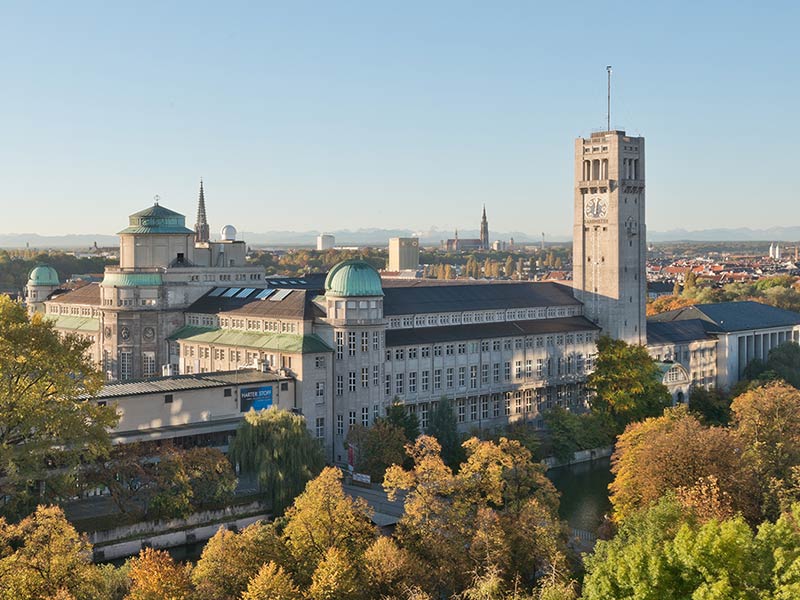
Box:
[27,265,60,287]
[325,260,383,297]
[118,203,194,235]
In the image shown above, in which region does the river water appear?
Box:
[547,456,613,533]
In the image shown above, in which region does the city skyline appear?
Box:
[2,1,799,236]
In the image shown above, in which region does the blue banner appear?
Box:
[241,386,273,412]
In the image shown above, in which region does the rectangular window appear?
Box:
[504,361,511,381]
[142,352,156,378]
[337,414,344,436]
[458,343,466,355]
[119,351,132,380]
[537,359,544,378]
[348,332,356,356]
[421,346,430,358]
[515,360,522,380]
[458,366,466,388]
[395,348,405,361]
[362,367,369,388]
[373,331,380,351]
[446,344,455,356]
[525,359,532,378]
[492,340,501,352]
[408,347,418,359]
[373,365,380,387]
[470,365,478,389]
[515,392,522,414]
[493,363,500,383]
[421,370,429,392]
[374,404,379,421]
[446,368,454,389]
[505,396,511,416]
[481,341,489,353]
[361,331,369,352]
[385,374,391,396]
[362,407,369,427]
[395,372,404,394]
[336,331,344,360]
[316,417,325,439]
[481,364,489,385]
[336,375,343,396]
[470,398,478,421]
[409,371,417,393]
[349,371,356,392]
[420,403,429,429]
[481,396,489,419]
[457,399,466,423]
[315,356,326,369]
[349,411,356,426]
[316,381,325,398]
[164,393,173,404]
[434,369,442,390]
[494,396,501,418]
[434,345,442,357]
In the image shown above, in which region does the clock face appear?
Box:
[584,197,608,219]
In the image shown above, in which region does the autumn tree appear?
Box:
[363,537,420,599]
[346,420,407,482]
[241,562,302,600]
[608,406,756,523]
[282,466,376,584]
[308,547,366,600]
[0,296,118,517]
[587,336,672,429]
[83,443,158,517]
[192,521,288,600]
[687,385,731,425]
[0,505,103,600]
[229,408,324,514]
[125,548,193,600]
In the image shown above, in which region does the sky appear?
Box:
[1,1,798,238]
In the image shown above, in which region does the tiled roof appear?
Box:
[646,319,715,345]
[383,282,580,316]
[648,301,800,333]
[168,325,333,353]
[47,283,102,306]
[385,316,599,347]
[88,369,285,399]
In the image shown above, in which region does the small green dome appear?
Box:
[325,260,383,297]
[28,265,60,287]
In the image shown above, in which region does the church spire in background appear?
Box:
[195,179,210,244]
[480,204,489,250]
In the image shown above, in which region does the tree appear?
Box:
[229,408,324,514]
[425,397,464,468]
[241,562,302,600]
[308,547,365,600]
[385,402,420,441]
[282,467,376,583]
[587,336,672,429]
[764,342,800,388]
[504,257,515,278]
[609,406,754,523]
[363,537,419,599]
[177,447,237,509]
[731,381,800,519]
[125,548,193,600]
[687,386,731,425]
[83,443,157,517]
[0,505,103,600]
[192,521,288,600]
[148,452,193,520]
[346,420,406,482]
[384,436,566,596]
[0,296,118,517]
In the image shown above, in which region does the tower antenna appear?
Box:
[606,65,612,131]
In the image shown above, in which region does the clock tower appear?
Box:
[572,130,646,344]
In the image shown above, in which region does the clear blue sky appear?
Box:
[1,1,798,238]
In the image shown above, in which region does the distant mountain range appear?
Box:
[1,226,798,249]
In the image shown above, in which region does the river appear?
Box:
[547,456,613,533]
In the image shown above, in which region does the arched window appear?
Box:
[601,158,608,179]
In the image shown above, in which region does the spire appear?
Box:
[195,179,210,244]
[480,204,489,250]
[482,204,487,221]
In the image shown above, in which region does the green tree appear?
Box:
[504,256,515,278]
[764,342,800,388]
[687,386,731,425]
[148,452,193,520]
[385,402,420,441]
[229,408,324,514]
[0,296,118,517]
[179,447,237,509]
[587,336,672,429]
[0,505,103,600]
[282,467,376,583]
[83,443,157,517]
[425,397,464,468]
[346,420,406,483]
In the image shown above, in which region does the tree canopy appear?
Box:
[0,295,118,517]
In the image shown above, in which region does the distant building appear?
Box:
[388,237,420,271]
[317,234,335,251]
[443,207,490,252]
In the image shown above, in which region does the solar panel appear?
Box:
[236,288,256,298]
[255,289,275,300]
[289,280,299,284]
[222,288,242,297]
[208,287,227,297]
[269,289,292,302]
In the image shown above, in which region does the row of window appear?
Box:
[387,306,579,329]
[386,333,595,362]
[382,355,594,396]
[336,365,382,395]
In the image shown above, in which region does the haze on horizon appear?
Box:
[2,1,798,237]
